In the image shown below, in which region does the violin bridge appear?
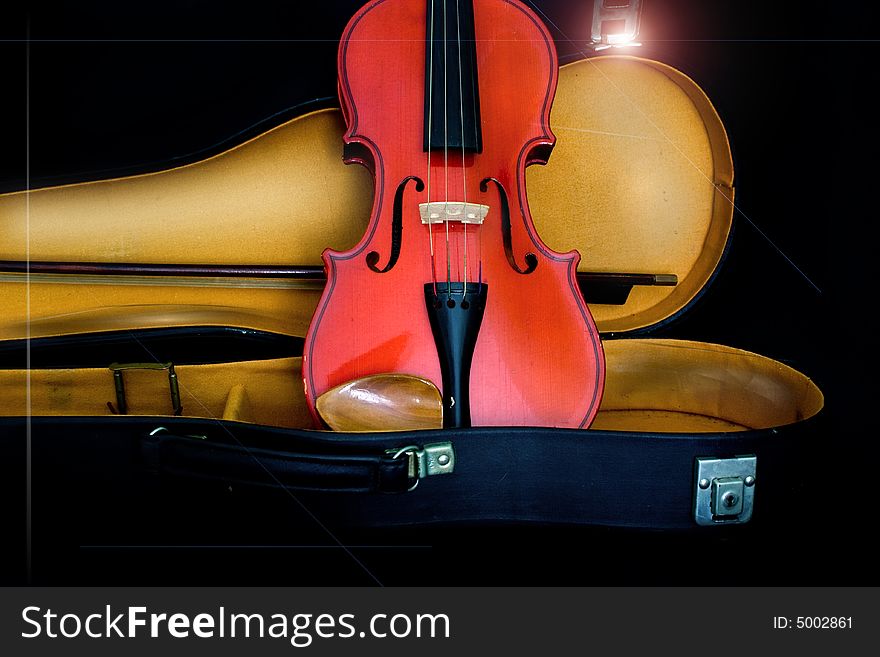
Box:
[419,202,489,225]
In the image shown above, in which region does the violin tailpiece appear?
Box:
[424,282,488,429]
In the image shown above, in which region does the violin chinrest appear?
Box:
[315,373,443,432]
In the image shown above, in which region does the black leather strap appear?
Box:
[139,429,412,494]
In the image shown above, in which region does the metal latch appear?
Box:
[387,442,455,490]
[590,0,645,50]
[694,455,756,526]
[108,362,182,416]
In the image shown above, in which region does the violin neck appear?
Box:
[424,0,483,153]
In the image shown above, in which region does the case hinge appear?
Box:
[694,455,757,526]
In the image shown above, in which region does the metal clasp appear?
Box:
[589,0,645,50]
[387,441,455,491]
[694,455,757,526]
[108,362,183,416]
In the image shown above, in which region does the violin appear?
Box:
[303,0,604,429]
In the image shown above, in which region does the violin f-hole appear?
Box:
[480,177,538,275]
[366,175,424,273]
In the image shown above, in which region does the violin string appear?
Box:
[456,0,467,299]
[443,0,451,293]
[469,1,482,288]
[427,0,437,295]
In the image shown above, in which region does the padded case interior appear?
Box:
[0,339,823,433]
[0,57,822,432]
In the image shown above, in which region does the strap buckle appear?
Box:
[387,441,455,491]
[108,362,183,416]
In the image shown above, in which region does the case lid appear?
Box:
[529,56,734,333]
[0,56,733,337]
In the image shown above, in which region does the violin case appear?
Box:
[0,56,825,583]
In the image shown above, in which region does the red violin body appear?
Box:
[304,0,604,428]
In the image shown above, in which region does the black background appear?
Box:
[1,1,876,585]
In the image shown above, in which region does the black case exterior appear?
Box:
[1,412,824,585]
